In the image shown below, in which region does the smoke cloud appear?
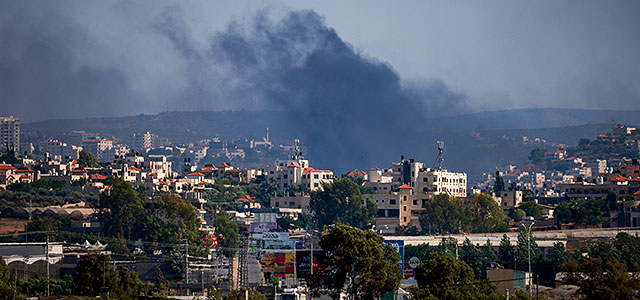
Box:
[157,9,467,169]
[0,3,467,171]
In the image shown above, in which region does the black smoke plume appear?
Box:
[158,9,467,171]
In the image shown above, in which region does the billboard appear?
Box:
[384,239,404,272]
[250,222,277,233]
[262,232,290,240]
[264,239,296,250]
[295,250,325,279]
[261,252,295,277]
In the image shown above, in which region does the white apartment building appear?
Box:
[130,132,156,152]
[369,158,467,198]
[366,157,468,231]
[44,139,82,161]
[0,116,20,154]
[82,139,114,163]
[144,155,173,179]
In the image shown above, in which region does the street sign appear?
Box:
[408,256,420,269]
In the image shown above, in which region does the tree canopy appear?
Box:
[310,177,377,229]
[78,150,101,168]
[311,225,401,300]
[413,252,502,300]
[419,193,508,234]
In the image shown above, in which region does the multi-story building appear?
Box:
[0,116,20,154]
[368,157,467,198]
[44,139,82,161]
[368,157,468,230]
[129,132,156,152]
[82,139,114,163]
[264,140,334,191]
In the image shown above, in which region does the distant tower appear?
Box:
[291,139,303,160]
[433,141,445,170]
[265,127,270,143]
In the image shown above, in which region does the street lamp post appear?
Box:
[521,221,535,296]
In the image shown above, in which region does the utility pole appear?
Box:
[310,233,314,275]
[13,270,17,300]
[46,234,50,297]
[185,239,189,295]
[522,222,535,296]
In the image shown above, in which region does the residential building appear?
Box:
[44,139,82,161]
[0,116,20,154]
[82,139,114,163]
[129,132,156,152]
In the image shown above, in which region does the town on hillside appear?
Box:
[2,115,640,299]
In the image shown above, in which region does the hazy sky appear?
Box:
[1,1,639,122]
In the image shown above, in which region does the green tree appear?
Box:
[518,201,542,220]
[0,148,19,165]
[147,193,201,245]
[419,194,466,234]
[510,208,527,222]
[528,148,547,164]
[493,171,505,194]
[113,266,149,300]
[564,258,640,300]
[497,234,515,269]
[310,178,377,229]
[311,225,401,300]
[459,238,486,279]
[0,254,25,300]
[225,287,266,300]
[78,150,101,168]
[413,252,502,300]
[516,226,543,271]
[97,177,146,240]
[214,213,239,258]
[467,193,508,232]
[74,253,118,296]
[151,265,168,297]
[613,232,640,271]
[551,242,570,271]
[553,203,572,227]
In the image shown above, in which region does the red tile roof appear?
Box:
[90,174,107,180]
[287,162,302,168]
[19,175,28,179]
[609,175,628,182]
[634,190,640,196]
[72,168,88,173]
[128,166,140,171]
[198,181,208,185]
[347,170,367,177]
[0,165,16,170]
[398,184,412,189]
[187,172,205,177]
[217,163,231,168]
[202,164,217,169]
[235,195,256,202]
[621,166,640,170]
[15,168,34,173]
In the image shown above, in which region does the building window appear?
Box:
[275,202,279,207]
[390,199,396,205]
[314,174,319,179]
[403,206,407,211]
[413,200,418,206]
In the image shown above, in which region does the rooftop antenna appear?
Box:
[433,141,445,170]
[291,139,303,160]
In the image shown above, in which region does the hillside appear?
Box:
[22,108,640,180]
